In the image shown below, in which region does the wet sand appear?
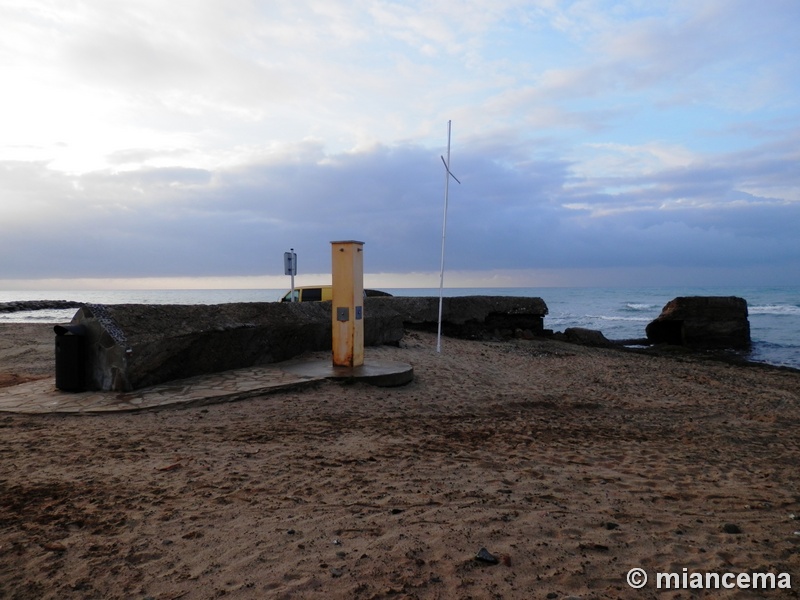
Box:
[1,324,799,599]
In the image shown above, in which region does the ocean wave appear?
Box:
[0,309,77,324]
[623,303,659,311]
[749,304,800,316]
[594,315,651,322]
[748,340,800,369]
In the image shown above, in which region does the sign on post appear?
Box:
[284,249,297,301]
[284,250,297,276]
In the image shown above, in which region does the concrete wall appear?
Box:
[64,296,548,391]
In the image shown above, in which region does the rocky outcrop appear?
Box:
[0,300,83,313]
[59,296,548,392]
[560,327,614,348]
[645,296,750,349]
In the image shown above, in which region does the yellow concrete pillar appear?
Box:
[331,240,365,367]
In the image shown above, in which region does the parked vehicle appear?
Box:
[281,286,333,303]
[280,286,392,302]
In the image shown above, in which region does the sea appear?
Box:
[1,286,799,370]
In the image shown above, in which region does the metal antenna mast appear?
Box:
[437,120,461,353]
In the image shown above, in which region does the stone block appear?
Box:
[645,296,751,349]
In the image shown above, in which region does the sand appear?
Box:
[1,324,799,599]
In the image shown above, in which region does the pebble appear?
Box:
[722,523,742,534]
[475,547,499,565]
[42,542,67,552]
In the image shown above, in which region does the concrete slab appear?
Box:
[0,364,323,415]
[280,358,414,387]
[0,357,413,415]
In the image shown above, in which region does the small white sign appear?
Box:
[284,251,297,276]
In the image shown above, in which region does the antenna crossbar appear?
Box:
[440,155,461,184]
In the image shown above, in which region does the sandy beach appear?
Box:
[1,324,799,599]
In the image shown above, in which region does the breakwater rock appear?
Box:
[60,296,548,391]
[559,327,615,348]
[0,300,83,313]
[646,296,750,349]
[369,295,548,339]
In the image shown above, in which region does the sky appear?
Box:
[1,0,799,290]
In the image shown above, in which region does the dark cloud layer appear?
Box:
[2,138,798,282]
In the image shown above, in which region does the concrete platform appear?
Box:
[0,358,413,415]
[0,364,322,415]
[280,359,414,387]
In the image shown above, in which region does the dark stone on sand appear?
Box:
[562,327,614,348]
[646,296,750,349]
[722,523,742,534]
[475,547,499,565]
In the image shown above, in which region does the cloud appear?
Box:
[1,1,799,286]
[2,129,799,282]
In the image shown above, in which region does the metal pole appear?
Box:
[290,248,296,302]
[437,121,452,353]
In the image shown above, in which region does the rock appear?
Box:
[0,300,83,313]
[563,327,614,348]
[475,547,499,564]
[370,296,548,339]
[41,541,67,552]
[646,296,750,349]
[722,523,742,534]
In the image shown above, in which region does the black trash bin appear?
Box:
[54,324,87,392]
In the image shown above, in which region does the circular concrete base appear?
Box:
[280,359,414,387]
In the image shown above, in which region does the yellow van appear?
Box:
[281,286,333,303]
[280,286,392,302]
